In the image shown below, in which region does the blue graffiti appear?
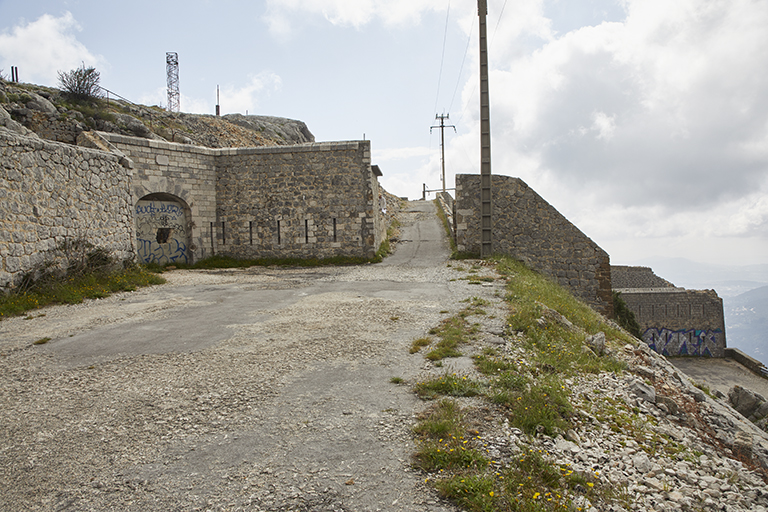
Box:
[135,203,184,217]
[137,238,188,264]
[642,327,725,358]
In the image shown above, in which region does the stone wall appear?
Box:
[616,287,726,357]
[101,132,218,264]
[0,128,135,288]
[455,174,613,316]
[102,134,384,262]
[612,265,675,289]
[216,141,382,260]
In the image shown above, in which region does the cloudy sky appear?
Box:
[1,0,767,269]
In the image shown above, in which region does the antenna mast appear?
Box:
[166,52,180,113]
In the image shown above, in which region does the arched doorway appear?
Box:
[135,193,190,264]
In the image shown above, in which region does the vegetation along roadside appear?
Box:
[0,239,165,320]
[407,255,641,511]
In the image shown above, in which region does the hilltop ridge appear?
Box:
[0,79,314,148]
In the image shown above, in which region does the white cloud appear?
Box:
[0,12,103,86]
[478,0,768,210]
[263,0,446,35]
[590,111,616,140]
[219,72,282,115]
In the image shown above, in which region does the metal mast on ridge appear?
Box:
[166,52,180,113]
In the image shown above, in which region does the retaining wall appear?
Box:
[616,287,726,357]
[0,128,135,288]
[454,174,613,316]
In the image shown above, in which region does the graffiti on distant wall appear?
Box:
[643,327,725,357]
[135,199,188,264]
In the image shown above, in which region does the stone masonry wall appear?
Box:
[615,288,726,357]
[216,141,381,260]
[0,128,135,288]
[612,265,676,289]
[102,134,383,262]
[101,132,218,263]
[455,174,613,316]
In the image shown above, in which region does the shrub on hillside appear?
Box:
[613,291,642,338]
[58,63,103,100]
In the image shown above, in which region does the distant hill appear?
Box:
[725,285,768,366]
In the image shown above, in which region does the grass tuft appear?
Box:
[414,373,484,400]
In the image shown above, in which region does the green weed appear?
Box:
[414,373,484,400]
[410,337,432,354]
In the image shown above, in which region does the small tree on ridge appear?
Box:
[58,63,103,100]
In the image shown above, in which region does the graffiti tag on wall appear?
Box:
[135,199,188,264]
[643,327,725,358]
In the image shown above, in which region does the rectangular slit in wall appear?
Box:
[305,219,309,244]
[249,221,253,245]
[277,220,281,245]
[221,222,226,245]
[333,218,337,242]
[210,222,215,254]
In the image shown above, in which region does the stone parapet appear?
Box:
[617,287,726,357]
[612,265,676,289]
[455,174,612,316]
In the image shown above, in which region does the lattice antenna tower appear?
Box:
[166,52,180,113]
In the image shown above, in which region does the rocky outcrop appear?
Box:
[222,114,314,145]
[0,80,314,149]
[0,105,36,137]
[730,385,768,431]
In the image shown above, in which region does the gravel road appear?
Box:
[0,201,506,511]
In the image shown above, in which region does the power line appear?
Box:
[448,16,474,114]
[456,0,509,126]
[491,0,509,47]
[433,0,452,115]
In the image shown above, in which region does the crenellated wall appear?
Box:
[454,174,613,316]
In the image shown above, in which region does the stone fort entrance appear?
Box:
[135,193,190,264]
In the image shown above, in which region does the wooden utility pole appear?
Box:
[478,0,493,257]
[431,113,456,193]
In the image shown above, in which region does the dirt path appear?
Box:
[0,201,506,511]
